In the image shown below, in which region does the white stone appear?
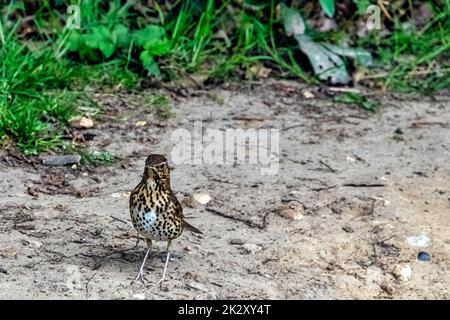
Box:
[406,234,429,248]
[392,264,412,282]
[241,243,262,255]
[192,193,211,205]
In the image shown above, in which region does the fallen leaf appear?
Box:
[249,64,272,78]
[277,205,304,221]
[302,90,315,99]
[135,121,147,127]
[0,247,18,259]
[69,116,94,129]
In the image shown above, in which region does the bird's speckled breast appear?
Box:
[131,206,182,241]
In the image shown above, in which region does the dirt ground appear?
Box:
[0,82,449,299]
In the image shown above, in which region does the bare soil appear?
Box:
[0,82,449,299]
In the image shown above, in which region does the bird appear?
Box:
[129,154,202,285]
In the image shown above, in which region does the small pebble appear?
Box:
[192,193,211,205]
[277,205,304,221]
[187,281,207,292]
[241,243,262,255]
[418,251,431,262]
[392,264,412,282]
[132,293,146,300]
[406,234,429,248]
[42,155,81,166]
[229,238,244,245]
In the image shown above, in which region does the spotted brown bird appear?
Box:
[129,154,202,285]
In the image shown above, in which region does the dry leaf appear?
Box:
[135,121,147,127]
[249,64,272,78]
[277,205,304,220]
[69,116,94,129]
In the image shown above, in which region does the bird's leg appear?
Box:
[131,238,152,285]
[155,240,171,287]
[132,232,140,249]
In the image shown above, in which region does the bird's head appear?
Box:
[143,154,171,182]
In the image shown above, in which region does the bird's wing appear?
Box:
[169,190,202,234]
[170,191,185,219]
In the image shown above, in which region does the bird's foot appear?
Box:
[131,270,146,285]
[154,274,167,288]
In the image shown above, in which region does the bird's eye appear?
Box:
[159,163,166,170]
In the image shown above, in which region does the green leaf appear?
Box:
[319,0,335,18]
[113,24,129,48]
[140,50,160,76]
[99,41,116,58]
[144,39,171,56]
[281,4,306,36]
[92,25,111,40]
[81,25,116,58]
[82,33,102,49]
[352,0,371,15]
[133,25,166,48]
[66,32,81,52]
[243,0,269,11]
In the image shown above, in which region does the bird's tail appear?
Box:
[184,220,203,234]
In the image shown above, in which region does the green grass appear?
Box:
[356,1,450,94]
[333,92,379,112]
[0,15,76,154]
[80,150,116,166]
[0,0,449,156]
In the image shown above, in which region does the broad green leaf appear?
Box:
[322,44,373,67]
[353,0,371,15]
[92,25,111,40]
[99,41,115,58]
[82,33,102,49]
[319,0,335,18]
[113,24,129,47]
[146,61,161,76]
[140,50,160,76]
[66,32,81,52]
[144,39,170,56]
[133,25,166,48]
[294,35,350,84]
[281,4,305,36]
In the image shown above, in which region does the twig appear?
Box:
[261,210,270,229]
[232,116,265,121]
[280,124,303,131]
[328,87,362,94]
[85,273,97,300]
[319,160,337,173]
[343,183,386,187]
[205,207,268,229]
[111,216,129,224]
[211,282,223,288]
[410,121,448,128]
[379,234,398,244]
[377,0,392,20]
[311,184,337,192]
